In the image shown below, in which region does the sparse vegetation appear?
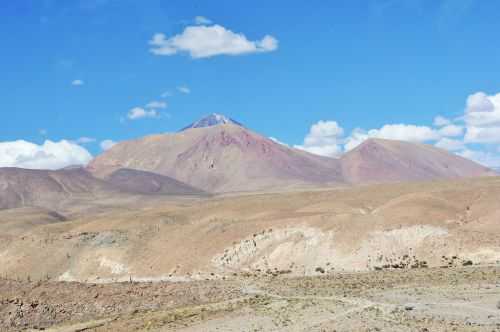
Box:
[315,267,325,274]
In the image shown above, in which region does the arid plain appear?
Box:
[1,176,500,331]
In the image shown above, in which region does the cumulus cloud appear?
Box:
[438,124,464,137]
[145,101,168,109]
[433,115,452,127]
[0,140,92,170]
[344,124,440,151]
[127,107,159,120]
[464,126,500,144]
[100,139,116,151]
[296,91,500,168]
[457,149,500,169]
[435,138,465,151]
[294,121,344,157]
[464,92,500,127]
[71,79,84,86]
[371,124,439,142]
[194,16,212,25]
[149,24,278,58]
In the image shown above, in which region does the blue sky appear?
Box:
[1,0,500,169]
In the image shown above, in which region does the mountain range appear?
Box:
[1,113,499,283]
[87,113,495,192]
[0,113,495,210]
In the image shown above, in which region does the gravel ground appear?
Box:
[1,266,499,332]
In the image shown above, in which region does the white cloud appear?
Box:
[100,139,117,151]
[297,121,443,158]
[344,124,440,151]
[145,101,168,109]
[269,137,289,147]
[71,79,84,86]
[75,137,96,144]
[466,92,496,113]
[464,126,500,144]
[127,107,159,120]
[344,128,370,151]
[149,24,278,58]
[433,115,451,127]
[438,124,464,137]
[369,124,440,142]
[435,138,465,151]
[457,149,500,169]
[295,91,500,168]
[177,86,191,94]
[0,140,92,170]
[464,92,500,127]
[294,121,344,157]
[194,16,212,25]
[462,91,500,143]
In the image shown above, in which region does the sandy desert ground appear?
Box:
[1,266,499,331]
[1,177,500,331]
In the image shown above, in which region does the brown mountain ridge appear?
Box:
[87,114,495,193]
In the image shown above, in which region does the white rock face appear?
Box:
[213,225,457,274]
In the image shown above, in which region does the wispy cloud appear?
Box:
[145,101,168,109]
[71,79,84,86]
[177,86,191,94]
[127,107,159,120]
[194,16,212,25]
[160,90,172,98]
[75,137,96,144]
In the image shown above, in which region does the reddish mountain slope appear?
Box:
[340,138,495,183]
[88,123,344,193]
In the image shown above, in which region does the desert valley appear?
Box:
[1,115,499,331]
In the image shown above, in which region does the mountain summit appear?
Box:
[181,113,243,131]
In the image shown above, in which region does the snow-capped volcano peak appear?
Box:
[181,113,243,131]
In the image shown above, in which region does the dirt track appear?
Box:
[1,266,499,331]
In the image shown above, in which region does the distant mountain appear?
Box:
[340,138,496,184]
[0,167,115,210]
[87,114,496,193]
[106,168,206,196]
[0,167,206,211]
[88,120,344,193]
[180,113,243,131]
